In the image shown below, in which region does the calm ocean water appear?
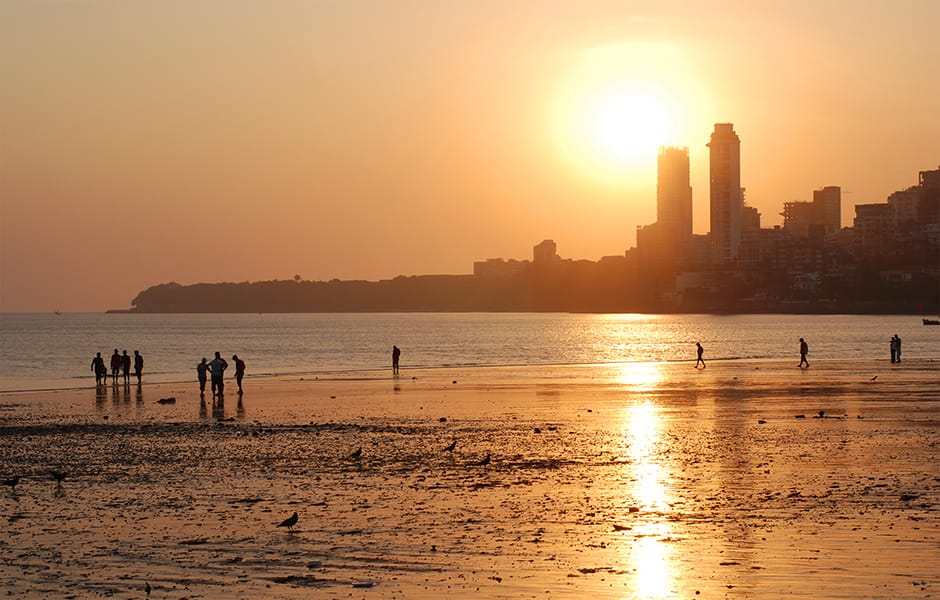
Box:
[0,313,937,392]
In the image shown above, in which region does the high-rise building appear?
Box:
[708,123,742,265]
[813,186,842,234]
[656,146,693,248]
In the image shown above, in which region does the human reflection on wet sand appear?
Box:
[623,401,675,599]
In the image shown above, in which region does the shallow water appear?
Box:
[2,312,936,392]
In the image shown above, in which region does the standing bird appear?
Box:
[277,512,298,532]
[2,476,20,491]
[474,453,491,467]
[348,447,362,460]
[443,439,457,453]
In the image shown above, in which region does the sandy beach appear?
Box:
[1,358,938,599]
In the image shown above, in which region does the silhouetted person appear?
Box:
[196,357,209,395]
[890,335,898,363]
[695,342,706,369]
[392,345,401,375]
[110,349,122,383]
[91,352,107,385]
[121,350,131,384]
[894,334,902,363]
[232,354,246,393]
[133,350,144,384]
[799,338,809,369]
[208,352,228,396]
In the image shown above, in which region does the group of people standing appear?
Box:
[91,349,143,385]
[196,352,246,397]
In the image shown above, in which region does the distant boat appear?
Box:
[923,318,940,326]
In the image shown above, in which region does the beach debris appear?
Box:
[2,476,19,491]
[870,375,878,381]
[795,414,806,419]
[443,438,457,452]
[452,380,457,384]
[815,410,825,418]
[145,581,151,596]
[156,397,176,404]
[757,419,767,424]
[474,453,491,466]
[348,447,362,460]
[352,581,374,588]
[277,511,298,532]
[899,494,918,502]
[534,427,542,434]
[439,417,447,422]
[612,523,631,531]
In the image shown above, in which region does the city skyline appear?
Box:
[2,1,939,312]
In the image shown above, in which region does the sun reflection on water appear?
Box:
[623,402,675,598]
[616,362,664,389]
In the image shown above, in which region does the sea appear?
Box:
[0,312,937,393]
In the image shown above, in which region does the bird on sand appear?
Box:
[50,471,67,485]
[2,476,19,491]
[870,375,878,381]
[474,453,491,466]
[277,511,299,532]
[145,581,151,596]
[349,447,362,460]
[443,439,457,453]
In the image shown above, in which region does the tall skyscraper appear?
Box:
[656,146,693,249]
[708,123,742,265]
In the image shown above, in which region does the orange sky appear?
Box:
[2,1,938,312]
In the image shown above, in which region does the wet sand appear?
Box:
[1,359,938,599]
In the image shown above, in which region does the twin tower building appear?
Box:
[649,123,752,268]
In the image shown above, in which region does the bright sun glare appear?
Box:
[588,90,674,163]
[552,42,709,186]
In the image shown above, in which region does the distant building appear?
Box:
[853,203,895,257]
[782,186,842,238]
[533,239,559,263]
[656,146,693,247]
[814,186,842,234]
[473,258,528,278]
[708,123,743,265]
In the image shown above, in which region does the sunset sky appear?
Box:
[2,0,938,312]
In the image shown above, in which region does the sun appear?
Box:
[550,42,709,186]
[587,88,675,163]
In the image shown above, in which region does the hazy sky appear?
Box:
[2,0,938,312]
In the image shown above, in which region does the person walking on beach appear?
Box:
[893,334,902,363]
[110,349,122,383]
[133,350,143,384]
[695,342,706,369]
[91,352,107,385]
[196,357,209,395]
[121,350,131,384]
[232,354,246,394]
[798,337,810,369]
[208,352,228,396]
[890,335,898,363]
[392,345,401,375]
